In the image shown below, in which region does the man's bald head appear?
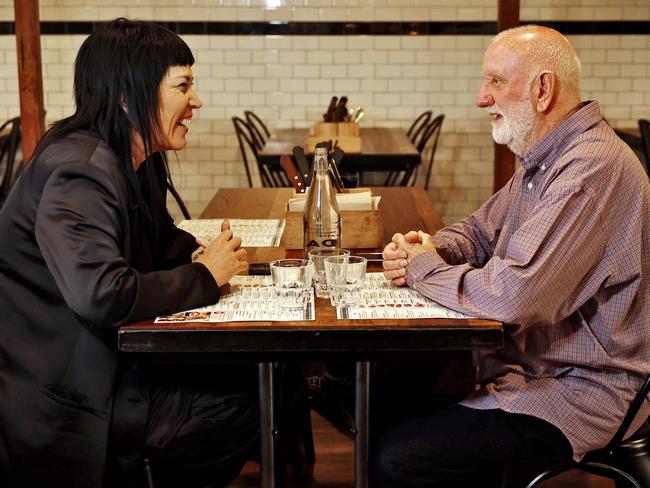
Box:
[477,25,584,155]
[491,25,582,100]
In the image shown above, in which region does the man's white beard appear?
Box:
[489,100,537,156]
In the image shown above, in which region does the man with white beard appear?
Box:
[374,25,650,487]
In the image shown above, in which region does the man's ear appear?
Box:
[534,70,554,112]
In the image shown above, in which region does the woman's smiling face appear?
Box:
[154,64,202,152]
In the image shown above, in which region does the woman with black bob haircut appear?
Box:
[0,18,258,488]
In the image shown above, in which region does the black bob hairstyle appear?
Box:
[34,18,195,233]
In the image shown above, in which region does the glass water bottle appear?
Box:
[303,143,341,257]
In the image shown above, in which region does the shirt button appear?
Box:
[541,165,546,171]
[527,182,533,189]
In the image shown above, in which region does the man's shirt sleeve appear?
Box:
[406,180,609,328]
[431,181,511,267]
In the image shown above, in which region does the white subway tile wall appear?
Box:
[0,1,648,224]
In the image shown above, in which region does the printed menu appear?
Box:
[155,273,471,323]
[178,219,285,247]
[155,275,315,323]
[336,273,473,320]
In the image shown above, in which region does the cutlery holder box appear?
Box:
[308,122,361,153]
[283,189,383,249]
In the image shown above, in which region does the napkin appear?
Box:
[287,188,380,212]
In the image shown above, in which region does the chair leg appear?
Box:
[523,463,573,488]
[291,399,315,479]
[144,457,155,488]
[280,362,316,480]
[522,461,643,488]
[581,462,642,488]
[301,406,316,465]
[617,436,650,488]
[285,404,315,479]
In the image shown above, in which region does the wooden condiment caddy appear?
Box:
[283,188,383,249]
[307,122,361,153]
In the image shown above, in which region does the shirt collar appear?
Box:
[519,100,603,171]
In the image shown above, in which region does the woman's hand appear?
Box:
[193,220,248,286]
[191,219,231,261]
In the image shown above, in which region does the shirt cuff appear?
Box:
[405,251,447,288]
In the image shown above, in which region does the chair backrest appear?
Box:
[280,154,306,193]
[407,111,432,146]
[232,116,257,187]
[167,182,191,220]
[380,111,435,187]
[244,110,271,150]
[638,119,650,177]
[520,372,650,488]
[261,157,292,188]
[605,373,650,453]
[0,117,22,208]
[417,114,445,191]
[232,116,290,188]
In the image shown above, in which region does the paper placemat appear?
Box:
[336,273,473,320]
[178,219,285,247]
[155,275,315,323]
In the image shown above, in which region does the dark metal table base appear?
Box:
[258,360,371,488]
[355,361,371,488]
[259,362,279,488]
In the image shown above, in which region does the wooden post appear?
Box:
[14,0,45,162]
[493,0,519,193]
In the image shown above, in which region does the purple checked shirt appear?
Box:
[405,101,650,461]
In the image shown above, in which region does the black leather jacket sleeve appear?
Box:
[35,161,219,327]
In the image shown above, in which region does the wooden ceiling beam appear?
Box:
[14,0,45,162]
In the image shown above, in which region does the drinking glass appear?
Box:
[324,255,367,307]
[307,248,350,298]
[270,259,314,309]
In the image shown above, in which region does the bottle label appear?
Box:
[304,226,339,249]
[305,238,338,248]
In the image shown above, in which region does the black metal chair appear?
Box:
[382,110,434,186]
[167,182,191,220]
[232,116,291,188]
[407,110,432,145]
[232,116,258,187]
[279,362,317,480]
[384,114,444,188]
[244,110,271,151]
[638,119,650,177]
[0,116,22,208]
[417,114,444,191]
[519,373,650,488]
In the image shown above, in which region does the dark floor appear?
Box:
[228,411,614,487]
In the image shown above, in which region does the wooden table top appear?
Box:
[119,187,502,354]
[199,187,443,264]
[259,127,419,158]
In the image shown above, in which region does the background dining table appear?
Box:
[118,187,503,488]
[259,128,421,186]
